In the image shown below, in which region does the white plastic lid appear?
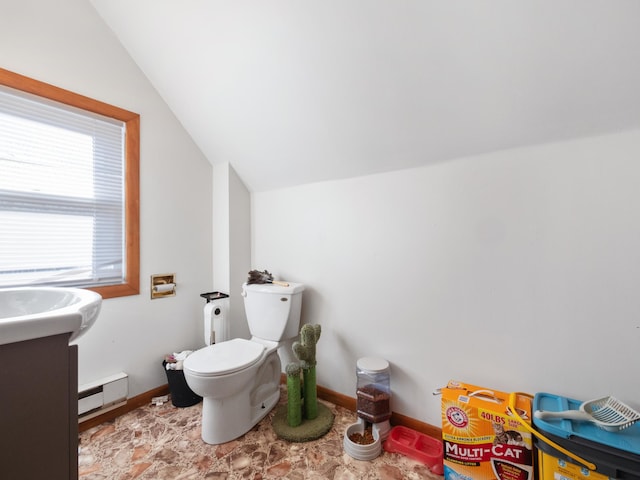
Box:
[357,357,389,373]
[184,338,265,376]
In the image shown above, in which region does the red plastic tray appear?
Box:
[383,426,444,475]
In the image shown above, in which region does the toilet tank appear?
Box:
[242,282,305,341]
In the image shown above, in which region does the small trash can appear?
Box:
[162,361,202,407]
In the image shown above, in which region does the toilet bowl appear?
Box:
[183,282,304,444]
[184,338,281,444]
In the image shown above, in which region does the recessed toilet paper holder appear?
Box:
[200,291,229,303]
[151,273,177,299]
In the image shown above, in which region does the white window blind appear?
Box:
[0,85,126,288]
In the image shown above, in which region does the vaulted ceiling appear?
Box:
[91,1,640,192]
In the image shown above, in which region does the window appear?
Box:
[0,68,139,299]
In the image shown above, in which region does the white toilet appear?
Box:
[183,282,304,444]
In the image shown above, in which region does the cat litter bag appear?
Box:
[440,380,533,480]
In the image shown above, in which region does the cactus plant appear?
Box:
[275,323,333,441]
[292,324,321,420]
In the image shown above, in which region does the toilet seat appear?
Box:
[185,338,265,377]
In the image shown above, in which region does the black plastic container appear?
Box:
[162,361,202,408]
[535,430,640,480]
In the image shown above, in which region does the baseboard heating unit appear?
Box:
[78,372,128,422]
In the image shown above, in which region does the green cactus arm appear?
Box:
[292,324,321,369]
[303,366,318,420]
[285,363,302,427]
[285,363,301,377]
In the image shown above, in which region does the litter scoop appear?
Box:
[534,396,640,432]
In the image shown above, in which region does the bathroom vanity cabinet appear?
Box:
[0,333,78,480]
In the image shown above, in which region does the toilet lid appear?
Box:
[184,338,265,376]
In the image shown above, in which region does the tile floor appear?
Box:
[78,387,442,480]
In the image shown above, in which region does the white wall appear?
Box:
[252,129,640,427]
[4,0,640,428]
[0,0,213,396]
[212,162,252,340]
[228,166,252,340]
[212,163,231,294]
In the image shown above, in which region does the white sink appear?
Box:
[0,287,102,346]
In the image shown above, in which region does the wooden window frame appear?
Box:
[0,68,140,299]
